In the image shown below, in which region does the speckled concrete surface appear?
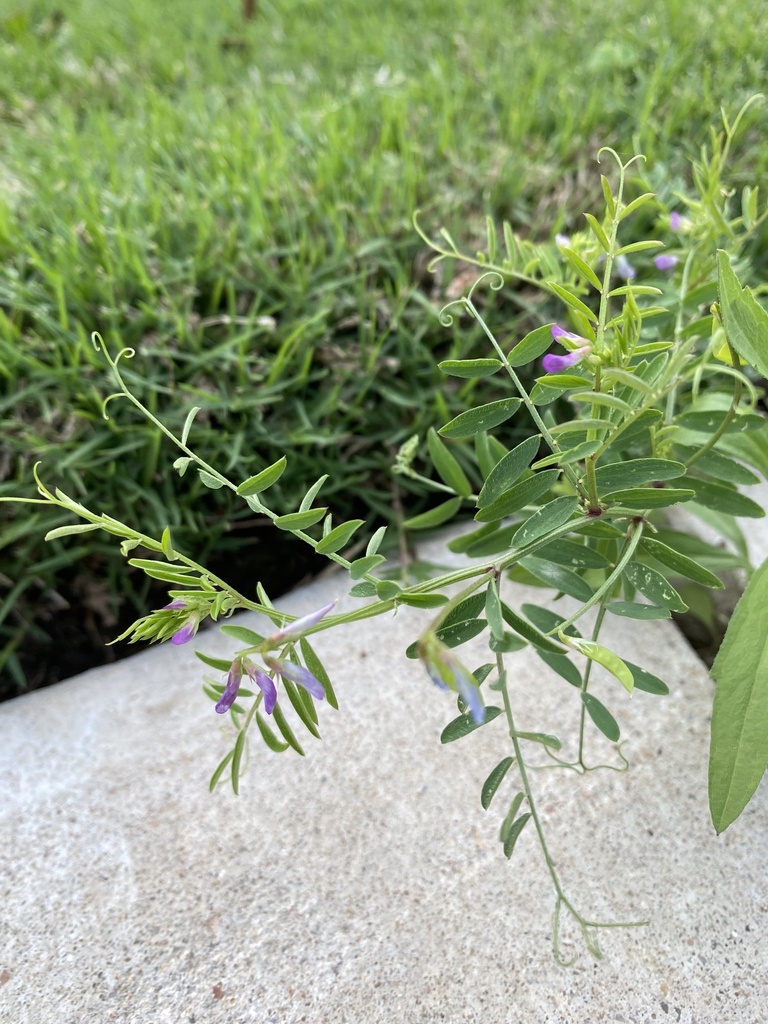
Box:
[1,533,767,1024]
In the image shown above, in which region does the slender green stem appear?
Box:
[547,523,643,635]
[577,603,608,766]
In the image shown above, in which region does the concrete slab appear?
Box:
[1,532,767,1024]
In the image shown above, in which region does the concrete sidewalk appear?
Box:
[1,531,767,1024]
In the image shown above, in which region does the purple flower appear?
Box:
[555,233,571,247]
[669,211,683,230]
[163,602,200,645]
[542,325,591,374]
[615,254,636,281]
[270,600,336,642]
[244,661,278,714]
[654,254,679,272]
[215,662,243,714]
[418,635,485,725]
[264,656,325,701]
[542,350,589,373]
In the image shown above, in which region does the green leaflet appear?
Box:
[716,250,768,378]
[477,436,541,508]
[520,556,593,602]
[237,456,287,496]
[481,756,516,810]
[438,357,503,378]
[686,478,765,518]
[513,496,578,548]
[427,428,472,496]
[594,458,685,492]
[439,398,521,438]
[601,486,694,509]
[507,323,556,367]
[440,706,503,743]
[503,812,532,859]
[315,519,365,554]
[274,508,327,531]
[581,692,620,742]
[709,557,768,833]
[640,538,724,590]
[403,497,463,530]
[623,562,688,613]
[475,469,559,523]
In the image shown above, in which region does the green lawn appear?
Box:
[1,0,767,690]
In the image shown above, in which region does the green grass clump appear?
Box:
[1,0,767,690]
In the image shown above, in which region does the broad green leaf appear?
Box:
[533,373,592,389]
[507,323,556,367]
[594,458,686,492]
[709,556,768,833]
[503,812,532,859]
[581,692,620,741]
[437,618,487,649]
[481,756,516,810]
[315,519,365,554]
[489,631,527,653]
[533,439,602,468]
[686,479,765,518]
[440,706,503,743]
[403,497,463,530]
[438,357,503,378]
[549,418,613,437]
[621,660,669,695]
[475,469,560,523]
[561,636,634,693]
[274,508,327,531]
[513,496,578,548]
[220,624,265,646]
[624,562,687,612]
[237,456,287,496]
[717,429,768,481]
[716,249,768,377]
[520,556,594,602]
[640,538,724,589]
[366,525,388,557]
[601,486,694,509]
[427,428,471,496]
[478,436,541,508]
[439,399,521,439]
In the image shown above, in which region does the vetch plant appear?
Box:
[5,101,768,963]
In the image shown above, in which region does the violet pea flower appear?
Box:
[615,254,636,281]
[654,254,679,272]
[669,211,684,231]
[163,601,200,645]
[215,662,244,714]
[264,656,325,701]
[269,600,336,642]
[542,325,591,374]
[244,661,278,714]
